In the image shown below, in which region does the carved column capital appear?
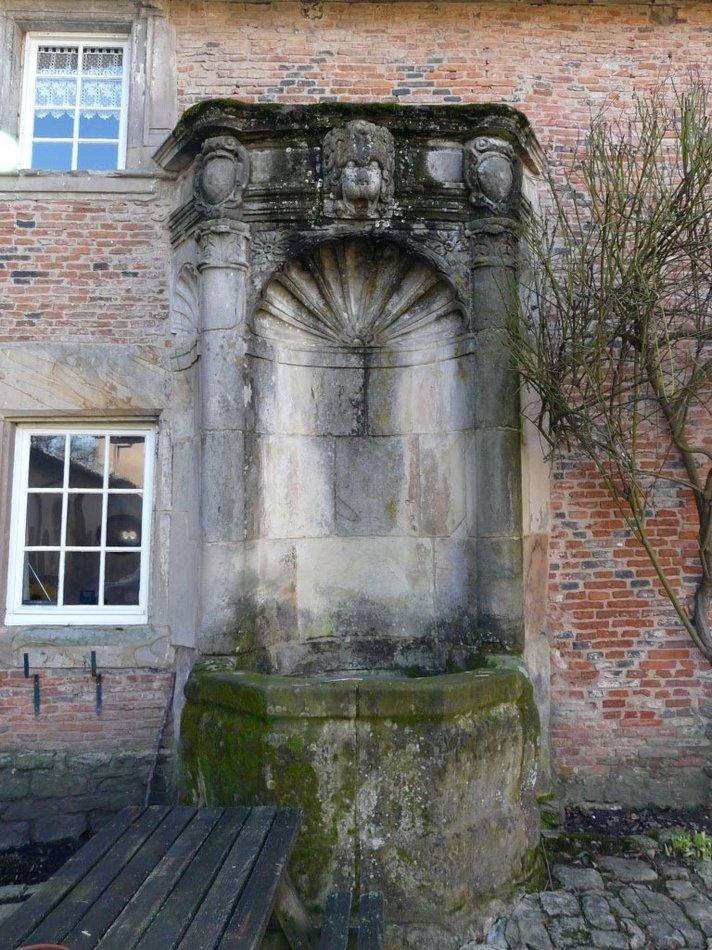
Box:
[196,219,250,271]
[193,135,250,219]
[463,136,521,214]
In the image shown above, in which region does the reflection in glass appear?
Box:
[32,141,72,171]
[106,494,142,546]
[25,493,62,546]
[78,110,120,139]
[22,551,59,605]
[63,552,99,605]
[34,78,77,108]
[82,48,123,76]
[37,46,79,74]
[29,435,65,488]
[108,436,145,488]
[69,435,104,487]
[104,552,140,605]
[80,79,122,109]
[76,142,118,171]
[34,110,74,138]
[66,493,103,546]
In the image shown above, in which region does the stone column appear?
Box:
[465,136,524,651]
[193,137,251,649]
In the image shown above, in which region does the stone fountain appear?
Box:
[156,102,544,947]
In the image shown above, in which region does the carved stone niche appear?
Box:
[193,135,250,218]
[322,119,395,219]
[464,136,521,213]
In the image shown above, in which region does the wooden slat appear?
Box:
[317,890,353,950]
[26,806,170,946]
[0,805,144,950]
[97,808,224,950]
[218,808,301,950]
[177,806,277,950]
[63,806,197,948]
[356,892,384,950]
[134,808,251,950]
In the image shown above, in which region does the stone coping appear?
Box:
[0,170,172,197]
[155,100,543,173]
[184,664,528,720]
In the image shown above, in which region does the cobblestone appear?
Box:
[473,848,712,949]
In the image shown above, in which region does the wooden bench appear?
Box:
[318,889,384,950]
[0,804,301,950]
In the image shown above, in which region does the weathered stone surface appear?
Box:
[181,664,542,941]
[553,866,604,892]
[31,812,87,843]
[539,891,580,917]
[505,896,553,950]
[598,856,657,882]
[0,821,29,851]
[581,892,617,931]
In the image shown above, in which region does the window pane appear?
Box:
[79,110,119,139]
[25,493,62,546]
[82,47,123,76]
[29,435,65,488]
[35,78,77,108]
[76,142,118,171]
[107,494,142,546]
[37,46,79,75]
[66,493,103,546]
[32,141,72,171]
[69,434,105,487]
[34,109,74,138]
[63,551,99,605]
[22,551,59,605]
[104,552,140,606]
[108,436,145,488]
[80,78,122,109]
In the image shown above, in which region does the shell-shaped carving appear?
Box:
[254,239,465,348]
[170,263,200,370]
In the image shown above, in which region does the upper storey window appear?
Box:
[19,35,129,172]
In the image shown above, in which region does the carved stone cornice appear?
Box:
[196,219,250,271]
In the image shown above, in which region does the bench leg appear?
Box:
[275,872,318,950]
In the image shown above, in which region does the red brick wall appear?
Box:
[0,0,710,810]
[167,0,712,801]
[0,194,170,343]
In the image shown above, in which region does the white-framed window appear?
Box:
[18,33,130,172]
[5,426,155,625]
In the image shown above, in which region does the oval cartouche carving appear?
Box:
[254,238,466,348]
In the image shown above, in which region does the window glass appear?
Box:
[24,39,127,172]
[22,551,59,605]
[8,428,152,622]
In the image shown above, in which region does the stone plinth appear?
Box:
[180,661,544,947]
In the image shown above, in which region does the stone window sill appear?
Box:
[0,169,174,196]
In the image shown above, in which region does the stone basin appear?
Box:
[180,660,543,947]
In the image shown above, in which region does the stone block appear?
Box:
[0,769,31,800]
[409,360,445,434]
[31,812,87,844]
[295,536,434,636]
[475,427,522,537]
[200,332,245,431]
[335,436,417,536]
[30,769,88,798]
[473,329,519,428]
[274,362,365,436]
[201,429,246,542]
[366,365,412,435]
[13,751,58,770]
[0,822,29,851]
[258,435,335,538]
[440,352,476,432]
[433,538,477,614]
[419,432,467,536]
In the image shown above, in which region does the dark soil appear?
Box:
[564,805,712,838]
[0,836,86,886]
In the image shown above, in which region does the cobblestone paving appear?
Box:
[467,855,712,949]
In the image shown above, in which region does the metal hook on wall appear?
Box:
[23,652,40,715]
[90,650,102,715]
